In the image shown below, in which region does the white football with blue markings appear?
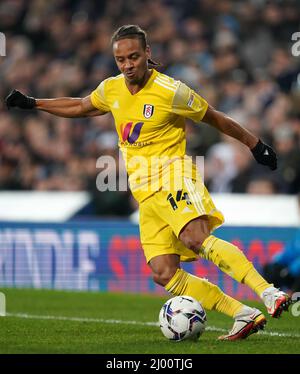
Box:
[159,296,206,341]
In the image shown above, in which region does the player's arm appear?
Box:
[202,105,277,170]
[5,90,106,118]
[36,95,105,117]
[202,105,258,149]
[172,81,277,170]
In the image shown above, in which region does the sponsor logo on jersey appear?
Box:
[120,122,144,144]
[143,104,154,119]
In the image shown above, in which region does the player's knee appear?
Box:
[152,267,178,287]
[179,217,210,253]
[180,231,209,254]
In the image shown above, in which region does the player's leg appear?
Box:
[149,253,243,317]
[140,175,265,340]
[180,216,292,318]
[139,184,240,318]
[149,253,266,340]
[199,221,291,318]
[179,216,269,294]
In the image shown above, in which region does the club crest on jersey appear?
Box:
[143,104,154,119]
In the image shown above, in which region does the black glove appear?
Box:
[5,89,36,110]
[251,139,277,170]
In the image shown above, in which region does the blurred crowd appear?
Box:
[0,0,300,216]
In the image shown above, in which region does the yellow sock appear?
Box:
[165,268,243,318]
[243,268,273,297]
[201,235,272,296]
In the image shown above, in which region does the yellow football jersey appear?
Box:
[90,69,208,203]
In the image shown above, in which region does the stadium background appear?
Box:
[0,0,300,300]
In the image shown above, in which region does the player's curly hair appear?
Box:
[111,25,160,66]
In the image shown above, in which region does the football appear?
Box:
[159,296,207,341]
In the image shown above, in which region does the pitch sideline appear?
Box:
[6,312,300,339]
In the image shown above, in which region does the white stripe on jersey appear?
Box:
[155,76,178,88]
[184,177,205,215]
[154,79,177,92]
[156,74,176,84]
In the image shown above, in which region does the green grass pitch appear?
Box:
[0,288,299,354]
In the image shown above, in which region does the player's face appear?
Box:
[113,38,150,84]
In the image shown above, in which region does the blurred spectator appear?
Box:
[246,176,279,195]
[269,48,300,94]
[273,125,300,194]
[205,139,237,193]
[230,142,256,193]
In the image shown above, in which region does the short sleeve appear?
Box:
[90,80,111,112]
[171,82,208,123]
